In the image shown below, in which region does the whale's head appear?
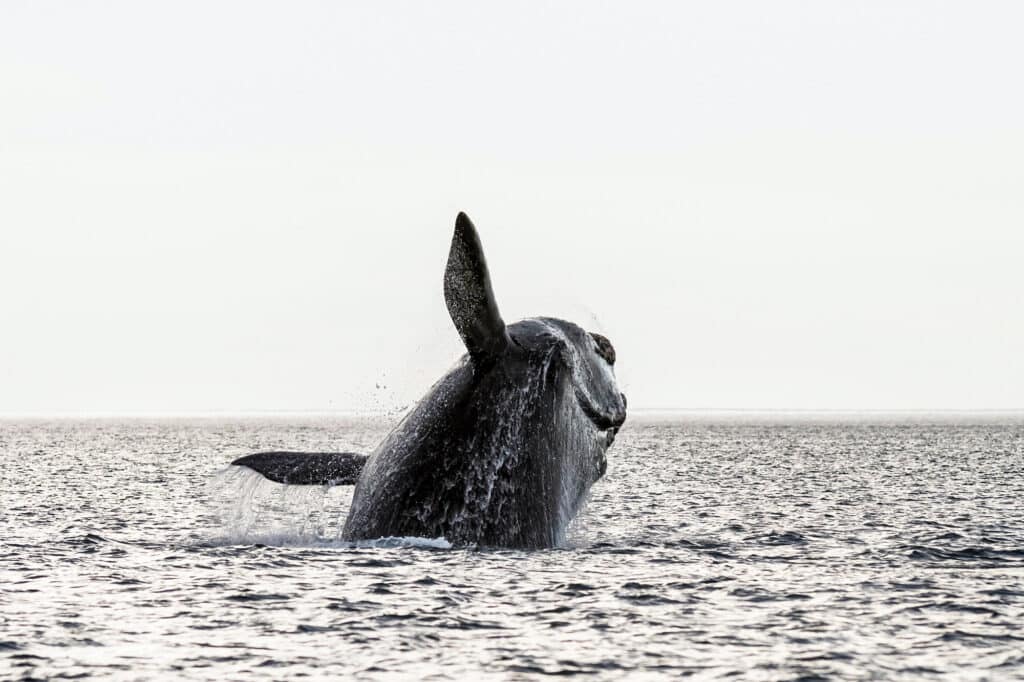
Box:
[444,213,627,484]
[509,317,626,440]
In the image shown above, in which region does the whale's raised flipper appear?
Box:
[444,212,511,361]
[231,452,368,485]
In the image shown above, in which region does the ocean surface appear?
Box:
[2,415,1023,680]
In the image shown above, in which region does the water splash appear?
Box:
[206,466,353,545]
[205,466,453,549]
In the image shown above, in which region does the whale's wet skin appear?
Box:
[4,415,1024,679]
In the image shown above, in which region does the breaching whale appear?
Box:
[232,213,627,548]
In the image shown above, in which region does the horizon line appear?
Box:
[2,407,1024,419]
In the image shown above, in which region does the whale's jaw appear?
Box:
[574,389,626,446]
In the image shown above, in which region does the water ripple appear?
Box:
[1,416,1022,679]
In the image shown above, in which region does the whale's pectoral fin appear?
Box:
[231,452,368,485]
[444,212,510,360]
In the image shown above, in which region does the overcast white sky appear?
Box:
[2,1,1022,413]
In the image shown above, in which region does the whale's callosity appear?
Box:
[232,212,627,548]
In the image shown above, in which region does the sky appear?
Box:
[1,1,1022,413]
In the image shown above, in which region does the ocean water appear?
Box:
[2,415,1023,680]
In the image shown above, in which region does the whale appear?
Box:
[232,212,627,548]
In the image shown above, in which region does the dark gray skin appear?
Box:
[231,451,366,485]
[233,212,626,548]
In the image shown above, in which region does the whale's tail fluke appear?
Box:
[231,451,368,485]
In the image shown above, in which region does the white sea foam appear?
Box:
[350,535,452,550]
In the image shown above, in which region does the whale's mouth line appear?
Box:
[574,389,621,447]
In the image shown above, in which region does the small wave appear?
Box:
[224,592,292,603]
[63,532,107,546]
[202,533,451,550]
[435,615,507,630]
[555,582,596,594]
[928,602,1003,616]
[746,530,809,545]
[938,630,1024,643]
[902,544,1024,563]
[982,586,1024,600]
[730,587,812,602]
